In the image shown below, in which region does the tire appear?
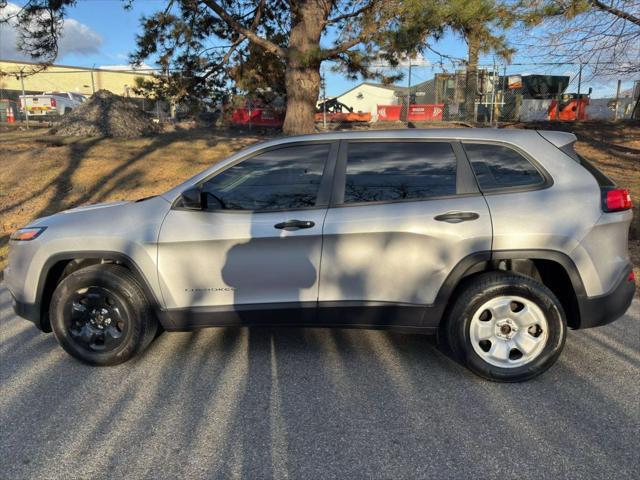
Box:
[444,271,566,382]
[50,264,158,366]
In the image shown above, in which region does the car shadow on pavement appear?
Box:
[1,291,639,479]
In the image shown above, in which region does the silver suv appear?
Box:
[6,129,636,381]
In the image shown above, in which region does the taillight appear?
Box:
[629,271,636,283]
[50,98,57,107]
[603,188,632,212]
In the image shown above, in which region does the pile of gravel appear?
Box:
[50,90,158,137]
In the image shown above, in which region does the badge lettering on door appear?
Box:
[184,287,237,292]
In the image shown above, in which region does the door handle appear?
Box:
[274,219,315,230]
[434,211,480,223]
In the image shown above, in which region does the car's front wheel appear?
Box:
[444,272,567,382]
[50,264,158,365]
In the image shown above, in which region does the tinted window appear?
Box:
[201,144,329,211]
[464,143,544,189]
[344,142,457,203]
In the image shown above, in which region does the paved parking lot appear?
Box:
[1,284,638,480]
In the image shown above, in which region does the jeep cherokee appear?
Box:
[6,129,636,381]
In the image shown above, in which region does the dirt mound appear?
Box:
[51,90,158,138]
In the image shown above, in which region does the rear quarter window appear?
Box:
[464,143,545,190]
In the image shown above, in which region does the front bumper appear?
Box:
[576,265,636,329]
[6,235,49,331]
[10,293,49,332]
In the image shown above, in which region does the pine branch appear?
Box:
[320,36,363,59]
[590,0,640,26]
[201,0,286,58]
[327,1,377,24]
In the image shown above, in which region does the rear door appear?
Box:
[318,139,492,327]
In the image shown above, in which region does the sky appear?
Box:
[0,1,633,98]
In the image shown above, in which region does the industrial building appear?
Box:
[0,60,153,102]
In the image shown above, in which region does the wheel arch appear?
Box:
[436,250,586,329]
[36,251,161,332]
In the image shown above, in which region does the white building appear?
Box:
[323,82,406,121]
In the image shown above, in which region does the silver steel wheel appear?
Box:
[469,295,549,368]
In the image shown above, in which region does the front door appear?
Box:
[157,142,337,319]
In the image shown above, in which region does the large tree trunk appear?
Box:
[282,1,327,135]
[464,29,480,123]
[282,62,321,135]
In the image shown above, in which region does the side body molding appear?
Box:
[33,249,595,332]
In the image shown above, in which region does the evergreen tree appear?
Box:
[3,0,448,134]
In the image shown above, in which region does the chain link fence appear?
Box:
[313,64,639,131]
[218,64,638,131]
[1,62,638,129]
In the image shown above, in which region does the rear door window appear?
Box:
[343,142,458,203]
[464,143,545,190]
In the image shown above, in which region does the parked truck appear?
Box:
[19,91,87,120]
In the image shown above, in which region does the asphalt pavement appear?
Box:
[1,284,638,480]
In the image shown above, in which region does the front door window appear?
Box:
[201,144,330,211]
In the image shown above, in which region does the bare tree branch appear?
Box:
[514,0,640,77]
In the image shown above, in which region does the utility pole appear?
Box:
[576,63,584,121]
[614,79,622,121]
[501,64,507,123]
[577,63,582,97]
[474,69,479,123]
[19,69,29,129]
[555,82,561,121]
[406,58,412,125]
[489,59,496,126]
[321,67,327,129]
[90,70,96,94]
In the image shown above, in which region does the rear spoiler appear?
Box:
[538,130,581,163]
[536,130,577,149]
[537,130,615,188]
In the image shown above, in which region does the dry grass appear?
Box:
[1,122,638,283]
[0,127,266,267]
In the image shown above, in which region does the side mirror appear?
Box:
[180,187,204,210]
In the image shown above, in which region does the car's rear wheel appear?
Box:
[50,264,157,365]
[444,272,566,382]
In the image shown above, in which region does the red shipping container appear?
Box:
[377,105,402,121]
[407,104,444,121]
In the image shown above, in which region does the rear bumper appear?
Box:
[576,265,635,329]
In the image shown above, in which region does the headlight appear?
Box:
[10,227,47,241]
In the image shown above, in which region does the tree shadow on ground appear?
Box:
[1,297,638,479]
